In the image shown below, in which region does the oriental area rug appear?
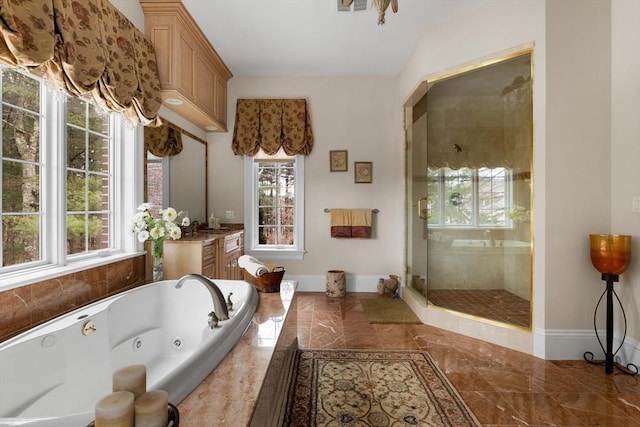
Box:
[283,349,481,427]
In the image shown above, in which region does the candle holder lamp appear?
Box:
[584,234,637,375]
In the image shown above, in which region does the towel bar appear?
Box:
[324,208,379,213]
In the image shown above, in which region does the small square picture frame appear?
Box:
[329,150,348,172]
[354,161,372,183]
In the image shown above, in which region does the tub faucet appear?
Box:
[175,274,230,323]
[484,230,496,247]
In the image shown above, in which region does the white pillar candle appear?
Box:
[94,391,134,427]
[134,390,169,427]
[112,364,146,398]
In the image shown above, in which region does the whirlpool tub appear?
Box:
[0,277,258,426]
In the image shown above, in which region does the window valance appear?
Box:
[232,98,314,156]
[144,123,183,157]
[0,0,162,126]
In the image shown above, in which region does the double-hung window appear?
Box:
[427,166,512,228]
[65,96,113,256]
[1,68,43,270]
[244,149,305,260]
[1,66,136,286]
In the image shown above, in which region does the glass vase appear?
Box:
[152,239,164,281]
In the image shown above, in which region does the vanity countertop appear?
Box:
[167,229,243,243]
[177,280,297,425]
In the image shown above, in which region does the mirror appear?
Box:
[145,121,207,224]
[406,50,533,329]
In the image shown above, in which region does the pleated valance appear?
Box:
[144,123,183,157]
[232,98,314,156]
[0,0,162,126]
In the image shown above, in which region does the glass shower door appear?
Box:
[405,112,428,302]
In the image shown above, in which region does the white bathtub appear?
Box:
[0,278,259,427]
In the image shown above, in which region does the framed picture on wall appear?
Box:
[330,150,348,172]
[354,161,372,183]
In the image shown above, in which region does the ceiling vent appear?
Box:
[337,0,370,12]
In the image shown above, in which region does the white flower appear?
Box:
[137,230,150,242]
[161,207,178,222]
[149,226,165,240]
[131,212,148,231]
[137,203,151,212]
[181,217,191,227]
[168,225,182,240]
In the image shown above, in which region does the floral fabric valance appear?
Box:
[232,98,314,156]
[0,0,162,126]
[145,123,183,157]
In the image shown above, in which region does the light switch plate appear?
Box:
[632,196,640,213]
[225,210,235,219]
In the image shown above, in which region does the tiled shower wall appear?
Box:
[0,255,146,343]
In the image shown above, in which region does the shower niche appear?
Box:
[404,50,533,328]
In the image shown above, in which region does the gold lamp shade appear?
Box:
[589,234,631,275]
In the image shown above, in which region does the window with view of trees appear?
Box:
[244,149,304,259]
[1,68,42,267]
[258,161,295,245]
[1,67,120,273]
[66,97,112,255]
[427,166,511,227]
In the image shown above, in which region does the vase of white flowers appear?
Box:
[131,203,190,281]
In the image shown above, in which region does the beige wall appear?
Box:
[545,0,612,330]
[611,0,640,350]
[208,76,404,277]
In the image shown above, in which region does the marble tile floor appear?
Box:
[296,292,640,426]
[427,289,531,328]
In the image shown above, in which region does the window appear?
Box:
[65,97,113,255]
[244,149,305,260]
[258,161,294,245]
[1,66,138,284]
[427,166,512,228]
[1,68,43,268]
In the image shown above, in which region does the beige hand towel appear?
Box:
[330,209,352,238]
[351,209,372,238]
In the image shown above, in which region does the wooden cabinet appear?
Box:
[162,236,217,280]
[140,1,232,132]
[219,231,244,280]
[162,231,244,280]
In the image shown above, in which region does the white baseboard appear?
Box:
[285,273,640,367]
[541,328,640,367]
[285,273,380,293]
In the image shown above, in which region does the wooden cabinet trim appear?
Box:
[140,1,232,132]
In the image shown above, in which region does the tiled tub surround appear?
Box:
[0,279,259,425]
[0,256,146,343]
[178,281,298,426]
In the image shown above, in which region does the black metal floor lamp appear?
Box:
[584,234,638,375]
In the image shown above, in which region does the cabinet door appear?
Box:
[194,53,216,118]
[202,240,216,278]
[222,232,243,279]
[178,31,195,98]
[163,241,202,280]
[214,76,227,125]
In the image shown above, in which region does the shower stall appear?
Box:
[405,50,533,329]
